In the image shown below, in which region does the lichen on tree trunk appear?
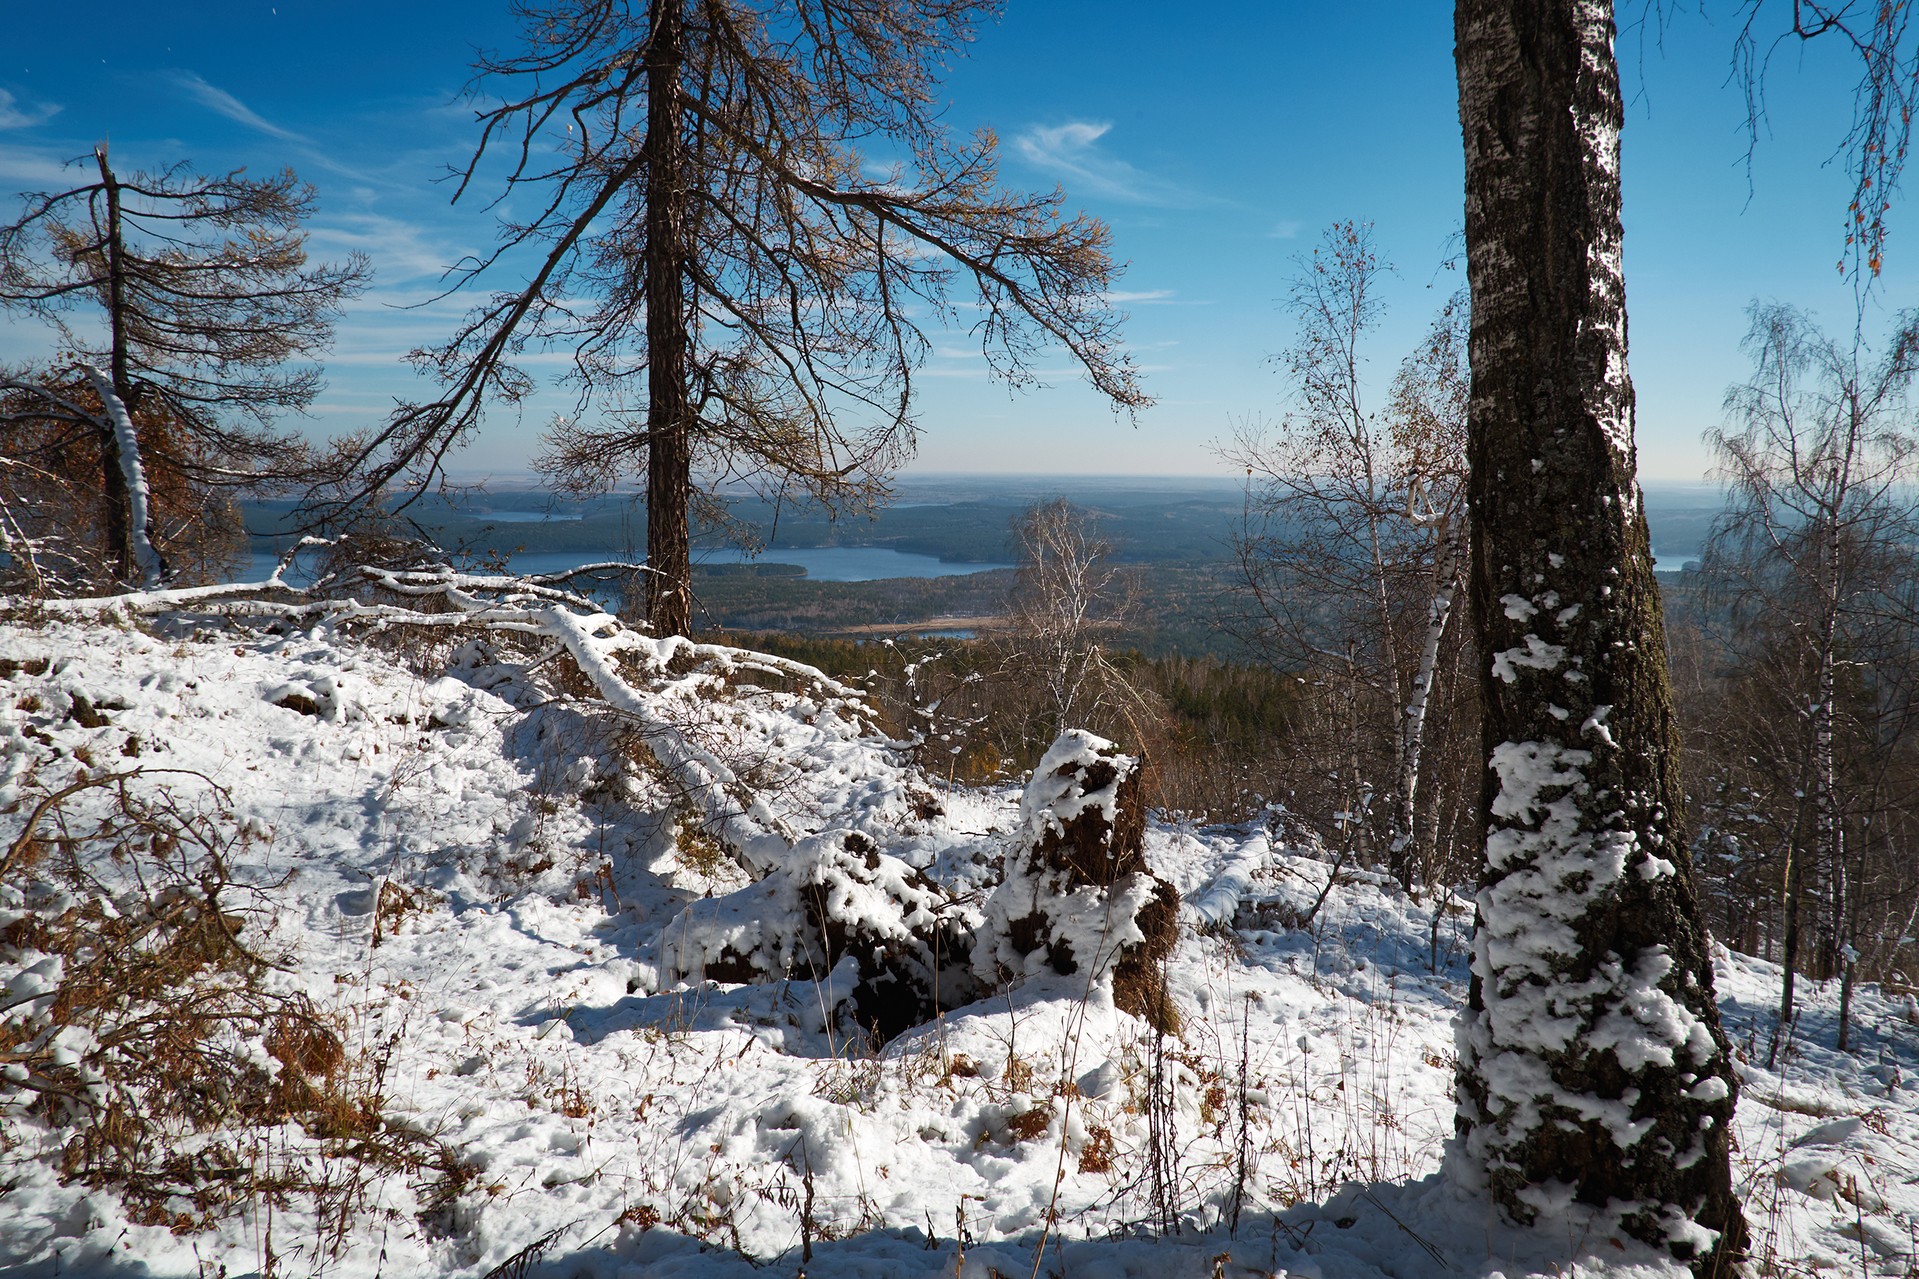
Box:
[1452,0,1746,1269]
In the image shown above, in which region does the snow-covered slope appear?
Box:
[1,613,1914,1278]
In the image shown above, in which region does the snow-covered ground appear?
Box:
[2,610,1915,1278]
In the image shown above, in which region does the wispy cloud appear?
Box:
[0,143,81,186]
[170,71,308,143]
[1267,219,1303,240]
[168,70,386,184]
[307,212,473,284]
[1011,121,1199,207]
[0,88,60,131]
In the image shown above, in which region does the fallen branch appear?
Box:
[42,567,883,874]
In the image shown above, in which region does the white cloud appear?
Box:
[0,88,60,131]
[1268,219,1303,240]
[0,144,81,186]
[170,71,308,143]
[306,212,472,283]
[1011,120,1198,207]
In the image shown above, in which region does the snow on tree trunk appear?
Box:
[1454,0,1744,1269]
[80,364,165,588]
[976,731,1180,1034]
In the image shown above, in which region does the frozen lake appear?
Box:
[691,546,1009,580]
[241,544,1009,584]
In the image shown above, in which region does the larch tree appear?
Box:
[1452,0,1745,1270]
[0,145,368,589]
[329,0,1146,636]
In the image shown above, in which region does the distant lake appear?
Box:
[459,510,585,524]
[693,546,1009,581]
[239,544,1008,585]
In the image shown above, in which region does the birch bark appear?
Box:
[1453,0,1744,1267]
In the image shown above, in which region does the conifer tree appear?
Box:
[329,0,1146,635]
[0,146,367,587]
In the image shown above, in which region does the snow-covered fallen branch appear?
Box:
[1182,832,1272,928]
[46,565,881,874]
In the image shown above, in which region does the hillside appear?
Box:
[2,584,1914,1278]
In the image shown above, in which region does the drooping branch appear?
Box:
[1738,0,1919,277]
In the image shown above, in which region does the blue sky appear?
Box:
[0,2,1910,481]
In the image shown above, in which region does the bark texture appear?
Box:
[1453,0,1745,1270]
[643,0,693,636]
[95,148,134,583]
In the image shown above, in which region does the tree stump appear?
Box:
[978,731,1180,1033]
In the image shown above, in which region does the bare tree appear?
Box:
[1699,303,1919,1043]
[0,145,368,588]
[996,498,1155,756]
[1454,1,1743,1268]
[1219,222,1472,888]
[325,0,1147,636]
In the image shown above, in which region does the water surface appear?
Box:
[240,544,1008,585]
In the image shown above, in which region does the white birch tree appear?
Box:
[1702,303,1919,1047]
[1222,223,1471,887]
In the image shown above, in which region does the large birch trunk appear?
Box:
[644,0,693,637]
[1453,0,1745,1269]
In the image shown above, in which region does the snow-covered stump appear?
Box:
[977,731,1180,1033]
[656,831,982,1044]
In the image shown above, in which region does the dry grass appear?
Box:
[1,769,469,1245]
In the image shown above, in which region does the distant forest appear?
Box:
[242,478,1726,656]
